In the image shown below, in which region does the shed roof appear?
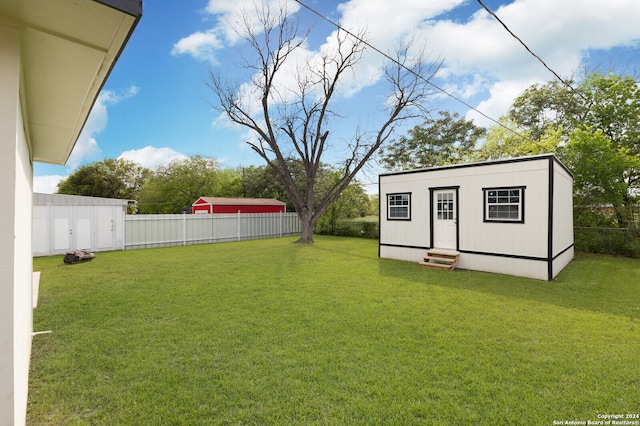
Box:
[379,154,572,178]
[34,193,131,207]
[194,197,286,206]
[1,0,142,165]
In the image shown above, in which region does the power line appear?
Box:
[292,0,526,139]
[476,0,585,99]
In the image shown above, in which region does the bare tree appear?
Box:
[209,3,440,243]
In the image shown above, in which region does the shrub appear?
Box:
[574,209,640,258]
[317,218,379,239]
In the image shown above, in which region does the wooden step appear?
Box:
[426,248,459,257]
[424,255,457,263]
[418,249,460,271]
[418,260,454,269]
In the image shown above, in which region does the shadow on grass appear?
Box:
[378,252,640,321]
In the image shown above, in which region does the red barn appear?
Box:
[192,197,286,214]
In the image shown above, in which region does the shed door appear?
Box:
[97,207,117,250]
[433,190,457,250]
[52,206,73,252]
[75,206,93,250]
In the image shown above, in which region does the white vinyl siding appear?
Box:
[380,155,573,280]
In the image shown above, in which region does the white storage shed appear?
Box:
[33,193,130,256]
[379,154,574,281]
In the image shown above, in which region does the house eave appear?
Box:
[0,0,142,165]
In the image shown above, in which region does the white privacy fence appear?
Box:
[124,212,301,250]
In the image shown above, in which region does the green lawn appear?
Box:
[28,236,640,425]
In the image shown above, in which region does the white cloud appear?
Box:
[171,31,223,63]
[418,0,640,124]
[67,86,139,170]
[182,0,640,129]
[118,146,188,170]
[335,0,639,124]
[33,175,66,194]
[465,79,536,128]
[99,85,139,105]
[285,0,463,101]
[171,0,301,63]
[66,137,101,170]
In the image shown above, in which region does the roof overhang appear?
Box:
[0,0,142,165]
[194,197,288,207]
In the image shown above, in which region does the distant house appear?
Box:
[379,154,574,281]
[192,197,287,214]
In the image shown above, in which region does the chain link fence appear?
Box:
[318,219,640,258]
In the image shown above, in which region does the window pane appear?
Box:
[388,193,410,219]
[436,192,455,221]
[485,188,523,221]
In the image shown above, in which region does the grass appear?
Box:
[28,236,640,425]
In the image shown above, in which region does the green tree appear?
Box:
[563,128,640,227]
[317,178,369,235]
[57,158,150,208]
[508,80,585,140]
[380,111,485,170]
[138,155,241,214]
[240,163,299,212]
[476,73,640,233]
[508,73,640,190]
[366,194,379,217]
[473,120,563,161]
[580,73,640,158]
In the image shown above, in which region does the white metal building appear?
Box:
[379,155,574,281]
[0,1,140,423]
[33,194,129,256]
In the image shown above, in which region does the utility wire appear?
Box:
[293,0,526,139]
[476,0,585,100]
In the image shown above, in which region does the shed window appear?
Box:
[387,193,411,220]
[484,187,525,223]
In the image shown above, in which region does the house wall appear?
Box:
[380,156,573,280]
[0,22,33,425]
[192,204,211,214]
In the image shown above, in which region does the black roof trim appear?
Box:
[379,154,573,178]
[94,0,142,17]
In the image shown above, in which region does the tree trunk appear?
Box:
[295,209,315,244]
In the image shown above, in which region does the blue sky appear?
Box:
[34,0,640,193]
